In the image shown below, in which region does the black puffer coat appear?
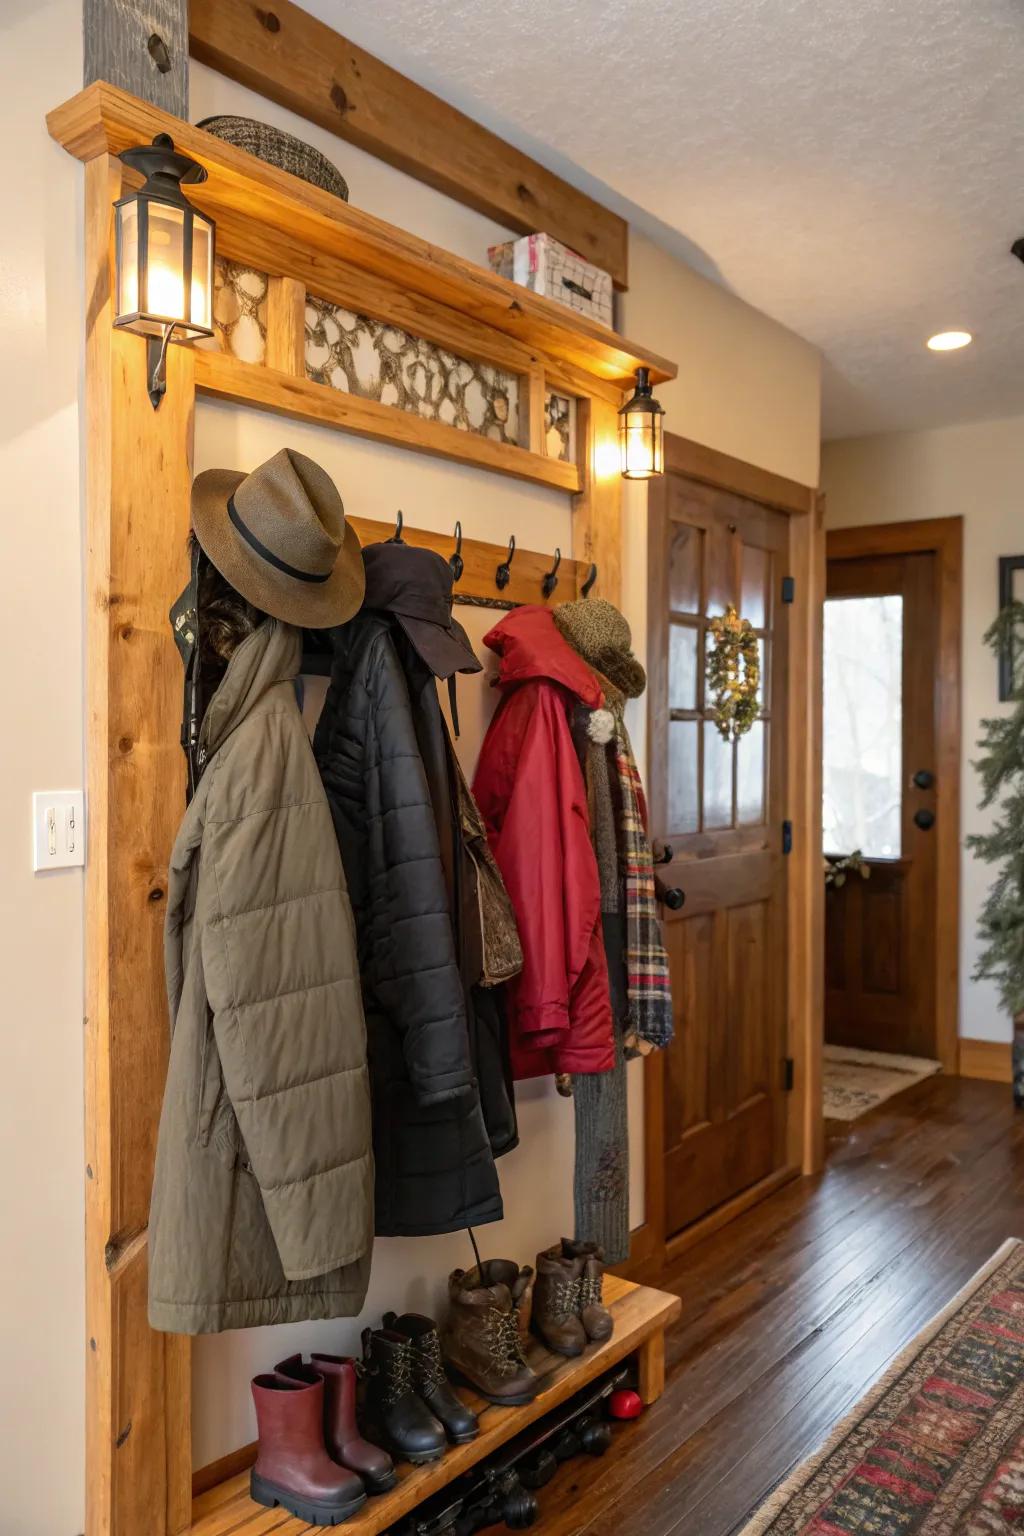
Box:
[313,613,503,1236]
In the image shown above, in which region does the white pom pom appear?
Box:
[588,707,615,745]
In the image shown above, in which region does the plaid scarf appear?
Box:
[612,716,674,1049]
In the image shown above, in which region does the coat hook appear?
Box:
[542,547,562,599]
[449,520,464,582]
[393,508,405,543]
[495,534,516,591]
[581,562,598,597]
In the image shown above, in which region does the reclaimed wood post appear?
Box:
[83,150,194,1536]
[84,0,188,115]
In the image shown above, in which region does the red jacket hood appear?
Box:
[483,606,603,708]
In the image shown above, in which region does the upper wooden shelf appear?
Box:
[48,83,678,392]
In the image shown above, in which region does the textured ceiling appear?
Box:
[305,0,1024,439]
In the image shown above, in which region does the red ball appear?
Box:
[607,1388,644,1420]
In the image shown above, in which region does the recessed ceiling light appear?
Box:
[927,330,973,352]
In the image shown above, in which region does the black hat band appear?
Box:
[228,494,331,585]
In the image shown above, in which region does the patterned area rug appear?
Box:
[823,1044,942,1121]
[741,1239,1024,1533]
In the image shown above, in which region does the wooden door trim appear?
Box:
[826,517,962,1074]
[663,433,818,519]
[618,433,823,1283]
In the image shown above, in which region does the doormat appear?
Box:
[740,1238,1024,1534]
[823,1044,941,1121]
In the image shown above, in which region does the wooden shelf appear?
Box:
[189,1275,680,1536]
[48,83,677,391]
[195,350,581,494]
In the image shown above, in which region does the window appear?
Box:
[822,595,902,858]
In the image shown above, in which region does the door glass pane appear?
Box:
[668,721,699,833]
[669,623,699,710]
[741,544,768,629]
[823,595,903,858]
[703,721,734,830]
[669,523,702,613]
[737,720,766,825]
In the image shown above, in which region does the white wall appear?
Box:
[0,3,86,1534]
[822,416,1024,1045]
[0,20,821,1523]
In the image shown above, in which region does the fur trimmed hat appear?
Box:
[553,597,647,700]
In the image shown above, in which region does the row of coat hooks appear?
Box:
[390,510,597,611]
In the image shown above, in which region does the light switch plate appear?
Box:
[32,790,85,871]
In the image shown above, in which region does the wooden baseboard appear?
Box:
[958,1037,1012,1083]
[611,1221,661,1284]
[664,1165,801,1267]
[193,1441,257,1499]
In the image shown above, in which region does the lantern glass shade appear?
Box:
[618,367,666,479]
[113,137,215,342]
[115,196,214,339]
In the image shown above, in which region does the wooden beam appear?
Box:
[84,0,188,114]
[83,152,193,1536]
[48,86,676,390]
[188,0,629,290]
[573,395,623,604]
[264,275,306,375]
[663,434,817,519]
[195,348,580,493]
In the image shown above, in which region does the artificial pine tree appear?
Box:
[967,601,1024,1105]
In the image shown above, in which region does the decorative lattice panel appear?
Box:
[210,260,574,463]
[305,295,519,444]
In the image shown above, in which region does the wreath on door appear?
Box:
[707,604,761,740]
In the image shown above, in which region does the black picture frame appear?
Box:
[998,555,1024,701]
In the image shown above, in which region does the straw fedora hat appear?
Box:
[191,448,364,628]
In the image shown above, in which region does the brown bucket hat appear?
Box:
[191,448,365,628]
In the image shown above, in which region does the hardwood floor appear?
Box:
[543,1074,1024,1535]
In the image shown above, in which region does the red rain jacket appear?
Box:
[472,607,614,1079]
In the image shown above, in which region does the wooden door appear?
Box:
[648,471,791,1238]
[823,551,939,1058]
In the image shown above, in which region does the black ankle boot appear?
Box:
[383,1311,479,1445]
[362,1327,446,1466]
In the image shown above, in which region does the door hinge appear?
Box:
[783,1057,795,1092]
[781,575,796,604]
[782,819,793,855]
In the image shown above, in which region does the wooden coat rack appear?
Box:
[48,81,678,1536]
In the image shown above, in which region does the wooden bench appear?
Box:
[190,1275,681,1535]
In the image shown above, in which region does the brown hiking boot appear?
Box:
[442,1266,539,1405]
[561,1239,614,1342]
[468,1259,534,1346]
[533,1245,587,1357]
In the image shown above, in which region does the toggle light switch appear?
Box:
[32,790,85,871]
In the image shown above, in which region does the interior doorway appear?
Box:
[824,519,963,1072]
[632,432,824,1277]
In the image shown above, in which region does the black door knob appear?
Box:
[914,808,936,831]
[655,879,685,910]
[913,770,935,790]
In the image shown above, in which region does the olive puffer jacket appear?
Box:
[313,613,503,1237]
[148,620,373,1334]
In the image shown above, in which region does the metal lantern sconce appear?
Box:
[618,366,665,479]
[113,133,215,409]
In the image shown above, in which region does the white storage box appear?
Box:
[488,233,614,329]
